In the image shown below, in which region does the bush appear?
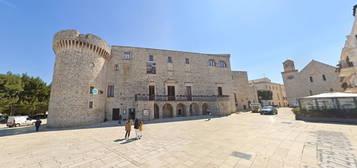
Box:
[292,107,357,118]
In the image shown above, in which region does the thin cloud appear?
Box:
[0,0,16,8]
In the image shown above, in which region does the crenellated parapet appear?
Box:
[53,30,111,59]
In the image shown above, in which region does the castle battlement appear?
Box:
[53,30,111,59]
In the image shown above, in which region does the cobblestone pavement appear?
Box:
[0,108,357,168]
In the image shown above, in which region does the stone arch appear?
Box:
[190,103,200,116]
[162,103,173,118]
[202,103,209,115]
[154,103,160,119]
[176,103,186,117]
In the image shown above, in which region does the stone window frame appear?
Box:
[148,55,154,62]
[208,59,216,66]
[114,64,119,71]
[107,85,114,97]
[185,58,190,64]
[123,52,131,60]
[167,56,173,63]
[218,60,227,68]
[322,74,327,81]
[309,76,314,83]
[89,101,94,109]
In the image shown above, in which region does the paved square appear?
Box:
[1,108,357,168]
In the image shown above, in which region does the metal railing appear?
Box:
[135,94,229,102]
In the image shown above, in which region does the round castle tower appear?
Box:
[48,30,111,127]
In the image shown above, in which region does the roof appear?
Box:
[300,60,336,73]
[301,92,357,99]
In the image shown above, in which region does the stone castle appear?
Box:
[48,30,258,127]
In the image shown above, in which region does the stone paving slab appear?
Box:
[1,108,357,168]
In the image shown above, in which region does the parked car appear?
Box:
[260,106,278,115]
[6,116,36,127]
[0,115,8,123]
[250,103,262,113]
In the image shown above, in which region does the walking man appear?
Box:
[35,119,42,132]
[138,120,143,139]
[124,119,132,139]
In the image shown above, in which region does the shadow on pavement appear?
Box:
[0,115,225,137]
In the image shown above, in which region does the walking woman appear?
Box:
[138,120,143,139]
[124,119,132,139]
[134,119,140,140]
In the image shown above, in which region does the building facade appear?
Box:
[231,71,259,110]
[48,30,251,127]
[282,60,343,106]
[249,78,288,107]
[338,5,357,93]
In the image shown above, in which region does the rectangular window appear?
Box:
[89,86,94,94]
[185,58,189,64]
[148,55,154,62]
[146,62,156,74]
[107,85,114,97]
[167,57,173,63]
[186,86,192,101]
[322,75,327,81]
[149,86,155,100]
[114,64,119,71]
[168,86,175,101]
[218,87,223,96]
[89,101,93,108]
[310,76,314,82]
[123,52,131,60]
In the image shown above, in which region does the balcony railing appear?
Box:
[135,94,229,102]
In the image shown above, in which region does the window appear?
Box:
[330,88,334,92]
[186,86,192,101]
[123,52,131,60]
[148,55,154,62]
[147,62,156,74]
[107,85,114,97]
[309,76,313,83]
[167,56,173,63]
[218,87,223,96]
[114,64,119,71]
[208,59,216,66]
[89,86,94,94]
[322,74,326,81]
[149,86,155,100]
[185,58,189,64]
[89,101,93,108]
[309,90,313,96]
[218,61,227,67]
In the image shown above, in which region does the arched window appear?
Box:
[218,61,227,67]
[322,74,326,81]
[208,59,216,66]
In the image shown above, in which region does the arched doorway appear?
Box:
[162,103,173,118]
[176,103,186,117]
[202,103,209,115]
[154,104,159,119]
[190,103,200,116]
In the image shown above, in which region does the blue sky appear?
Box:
[0,0,356,84]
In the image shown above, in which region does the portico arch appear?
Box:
[176,103,186,117]
[162,103,173,118]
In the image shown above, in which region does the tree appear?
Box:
[257,90,273,100]
[0,72,50,116]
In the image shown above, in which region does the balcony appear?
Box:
[135,94,229,102]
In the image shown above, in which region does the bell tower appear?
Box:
[283,60,297,73]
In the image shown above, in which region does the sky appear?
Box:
[0,0,356,84]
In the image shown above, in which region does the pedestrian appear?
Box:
[138,120,143,139]
[35,119,42,132]
[124,119,132,139]
[134,119,140,140]
[118,114,122,125]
